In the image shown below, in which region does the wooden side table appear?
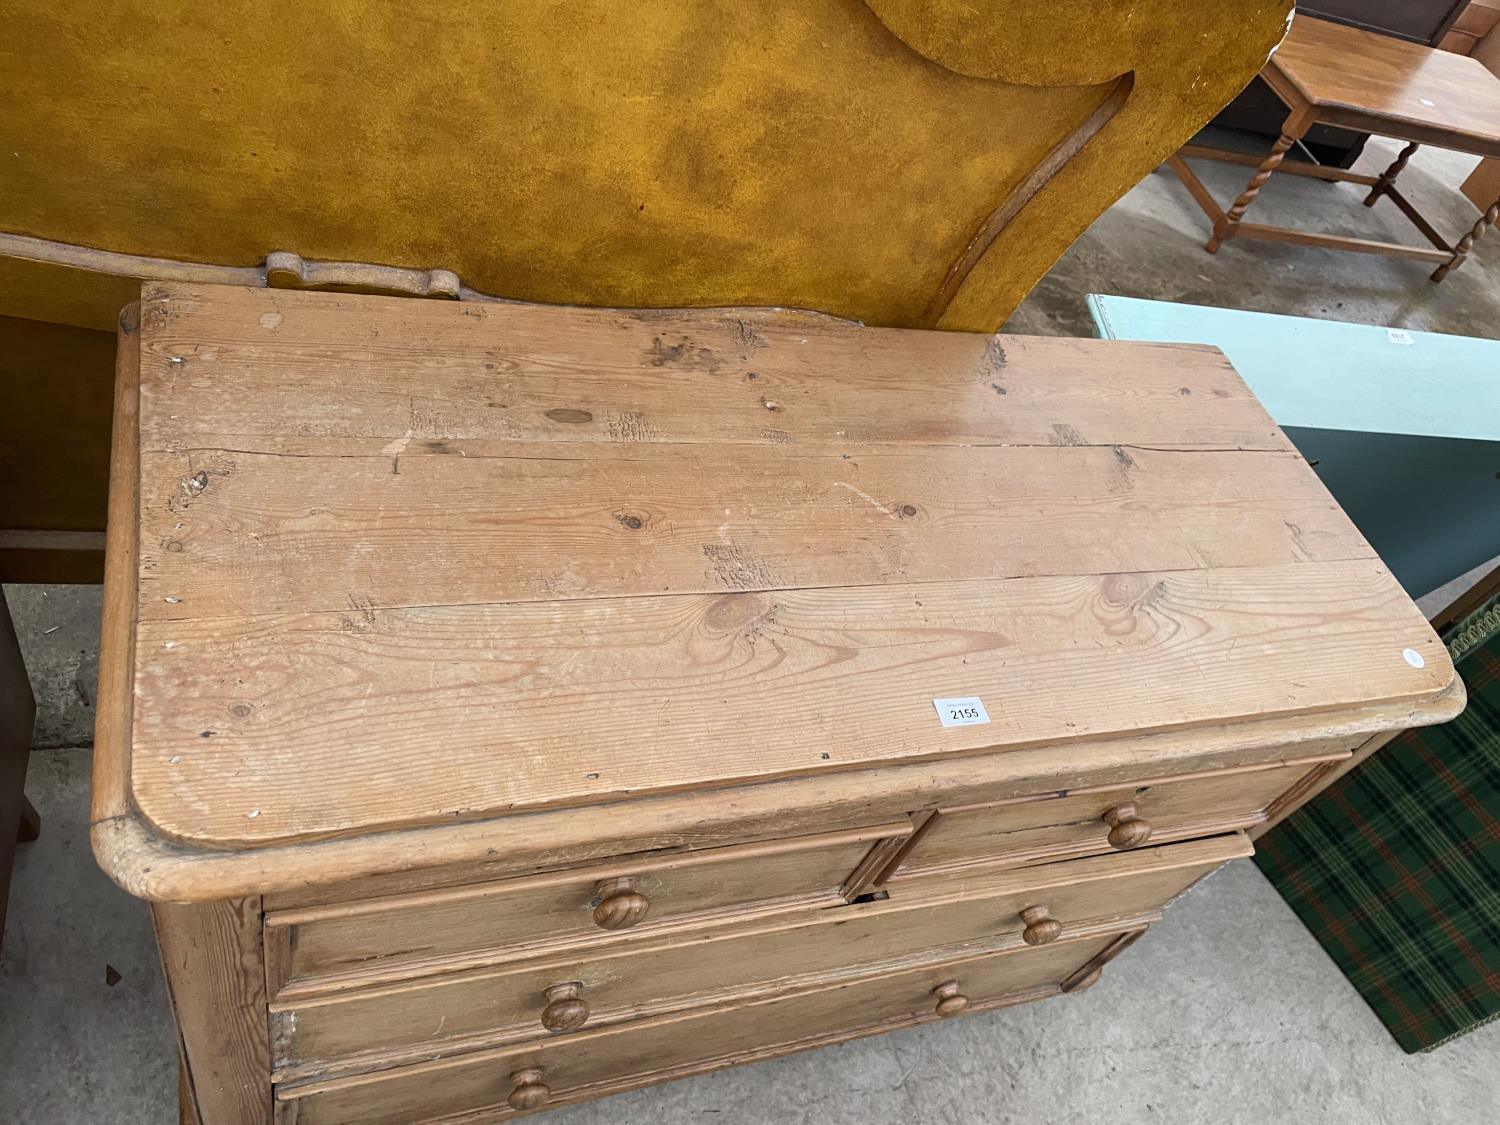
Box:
[1169,15,1500,280]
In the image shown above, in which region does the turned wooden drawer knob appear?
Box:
[592,877,650,930]
[1019,904,1063,946]
[933,979,969,1017]
[1102,802,1153,849]
[540,982,590,1033]
[507,1067,550,1112]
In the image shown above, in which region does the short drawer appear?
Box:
[274,929,1136,1124]
[265,822,909,996]
[271,833,1245,1078]
[889,755,1337,877]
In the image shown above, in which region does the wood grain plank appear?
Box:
[152,898,272,1125]
[135,285,1288,453]
[126,558,1452,848]
[135,443,1368,621]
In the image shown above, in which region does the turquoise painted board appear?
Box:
[1087,295,1500,598]
[1086,296,1500,441]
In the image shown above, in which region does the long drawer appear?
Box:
[274,928,1138,1124]
[887,755,1337,878]
[265,821,908,997]
[271,833,1247,1079]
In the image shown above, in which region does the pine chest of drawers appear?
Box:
[92,284,1463,1124]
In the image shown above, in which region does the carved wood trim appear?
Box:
[923,72,1133,326]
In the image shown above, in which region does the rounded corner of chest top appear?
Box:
[1415,670,1467,728]
[89,806,270,904]
[87,761,258,903]
[88,810,173,901]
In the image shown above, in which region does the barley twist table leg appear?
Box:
[1207,131,1297,253]
[1432,197,1500,282]
[1363,141,1418,207]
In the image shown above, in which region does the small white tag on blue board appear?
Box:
[1385,328,1414,346]
[933,697,990,728]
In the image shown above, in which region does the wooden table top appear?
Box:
[103,284,1455,860]
[1266,15,1500,157]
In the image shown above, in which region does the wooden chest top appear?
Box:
[98,284,1454,882]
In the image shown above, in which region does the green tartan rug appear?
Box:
[1254,591,1500,1053]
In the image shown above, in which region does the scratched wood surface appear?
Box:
[137,443,1364,620]
[135,288,1285,455]
[114,284,1454,851]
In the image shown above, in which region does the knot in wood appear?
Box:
[702,592,776,635]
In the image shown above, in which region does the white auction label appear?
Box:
[933,696,991,728]
[1386,328,1414,346]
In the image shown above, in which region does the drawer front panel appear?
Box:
[894,757,1331,876]
[276,932,1128,1125]
[267,822,907,996]
[273,834,1244,1076]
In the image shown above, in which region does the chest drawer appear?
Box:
[266,822,907,997]
[271,833,1245,1078]
[888,755,1337,878]
[275,928,1133,1124]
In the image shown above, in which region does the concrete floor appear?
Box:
[3,136,1499,1122]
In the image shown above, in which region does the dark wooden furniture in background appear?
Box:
[1309,0,1470,42]
[1439,0,1500,54]
[1211,0,1472,168]
[1170,16,1500,279]
[0,589,40,954]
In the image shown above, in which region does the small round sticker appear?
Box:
[1402,647,1425,669]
